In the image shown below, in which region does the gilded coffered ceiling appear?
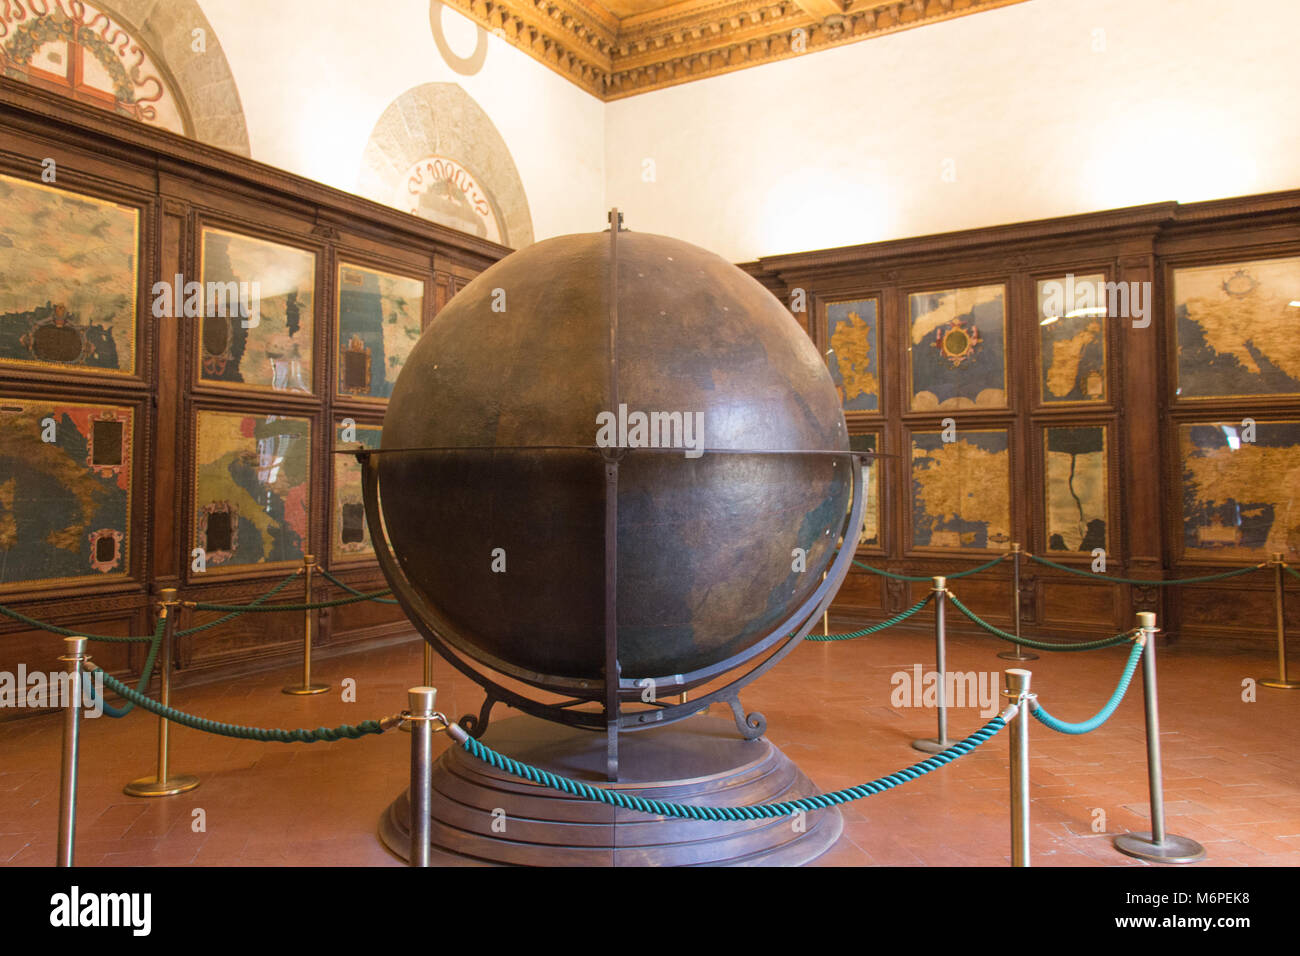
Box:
[446,0,1028,100]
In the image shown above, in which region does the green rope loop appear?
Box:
[317,567,399,605]
[89,615,167,718]
[461,715,1006,820]
[1029,639,1146,735]
[1026,553,1265,586]
[0,602,159,643]
[946,593,1138,651]
[805,594,932,641]
[852,554,1006,583]
[177,571,301,636]
[91,667,386,742]
[192,587,392,613]
[1285,564,1300,582]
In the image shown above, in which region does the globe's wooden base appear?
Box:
[379,714,843,866]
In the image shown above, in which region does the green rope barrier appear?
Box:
[86,615,167,718]
[0,601,160,643]
[90,666,387,742]
[852,554,1006,583]
[805,594,932,641]
[1029,639,1145,735]
[946,593,1138,652]
[192,587,392,613]
[177,570,301,636]
[1285,564,1300,582]
[1026,553,1265,586]
[317,567,399,605]
[461,714,1007,820]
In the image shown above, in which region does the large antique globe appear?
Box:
[377,225,850,695]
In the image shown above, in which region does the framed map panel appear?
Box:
[1174,257,1300,399]
[1038,273,1107,403]
[826,298,880,412]
[198,228,315,393]
[336,263,424,401]
[1044,425,1108,553]
[847,433,881,548]
[908,284,1006,410]
[193,410,311,571]
[0,398,133,587]
[1180,420,1300,558]
[332,421,382,562]
[0,173,138,376]
[911,429,1010,550]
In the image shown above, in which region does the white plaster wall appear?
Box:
[198,0,606,243]
[605,0,1300,261]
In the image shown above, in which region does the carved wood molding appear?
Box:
[449,0,1028,100]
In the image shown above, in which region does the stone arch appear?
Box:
[357,82,533,248]
[0,0,250,156]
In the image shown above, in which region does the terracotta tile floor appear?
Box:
[1,623,1297,867]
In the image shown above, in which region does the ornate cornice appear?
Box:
[450,0,1027,100]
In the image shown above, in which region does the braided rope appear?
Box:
[805,594,932,641]
[91,667,386,742]
[89,615,167,718]
[461,715,1006,820]
[0,602,159,643]
[317,567,399,605]
[192,588,392,613]
[1029,639,1145,735]
[852,554,1006,583]
[1285,564,1300,582]
[1027,553,1265,586]
[946,593,1139,651]
[177,571,301,636]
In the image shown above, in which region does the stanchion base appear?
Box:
[911,737,958,754]
[997,649,1039,662]
[1113,831,1206,864]
[1259,678,1300,689]
[381,714,842,866]
[282,683,330,696]
[124,774,200,798]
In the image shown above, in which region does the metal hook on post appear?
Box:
[998,543,1038,662]
[1113,612,1206,863]
[913,576,957,753]
[125,588,199,798]
[1002,667,1033,867]
[1260,553,1298,690]
[284,553,329,696]
[56,636,87,866]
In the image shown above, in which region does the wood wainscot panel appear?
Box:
[1038,577,1122,628]
[0,609,144,722]
[1178,582,1296,642]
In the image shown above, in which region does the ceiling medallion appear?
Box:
[931,316,982,367]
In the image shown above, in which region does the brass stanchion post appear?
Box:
[821,569,829,637]
[283,553,329,695]
[1260,553,1298,689]
[1113,612,1206,863]
[407,686,437,867]
[913,576,956,753]
[125,589,199,797]
[998,543,1038,662]
[1002,668,1033,867]
[56,636,87,866]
